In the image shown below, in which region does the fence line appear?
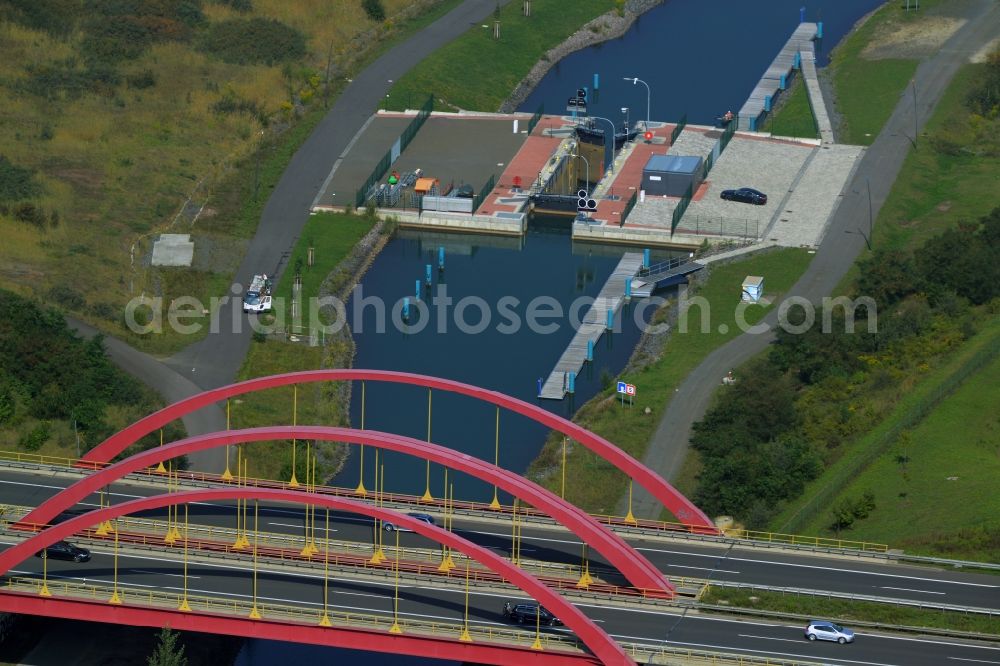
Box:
[620,190,637,227]
[526,102,544,135]
[670,182,693,234]
[472,173,496,212]
[355,95,434,207]
[670,113,687,145]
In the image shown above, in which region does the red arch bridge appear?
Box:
[0,371,718,665]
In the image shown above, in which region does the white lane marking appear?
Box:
[131,569,198,579]
[949,658,1000,664]
[738,633,809,644]
[459,528,581,548]
[882,586,945,595]
[10,570,156,589]
[635,545,999,589]
[267,521,337,532]
[664,564,741,574]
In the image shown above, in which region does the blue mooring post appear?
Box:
[537,377,542,397]
[625,278,632,298]
[643,248,650,269]
[586,339,594,362]
[606,308,614,330]
[800,5,805,23]
[817,21,823,38]
[403,297,410,319]
[415,280,420,300]
[567,372,576,394]
[780,73,787,90]
[794,51,801,70]
[438,246,445,270]
[593,73,599,90]
[425,264,432,285]
[750,116,757,132]
[764,95,772,113]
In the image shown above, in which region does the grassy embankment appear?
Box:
[0,0,452,355]
[761,78,818,139]
[387,0,620,111]
[767,49,1000,554]
[526,249,814,514]
[701,588,1000,635]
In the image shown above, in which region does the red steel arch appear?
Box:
[79,370,714,528]
[1,488,635,666]
[20,427,672,595]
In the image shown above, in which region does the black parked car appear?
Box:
[720,187,767,205]
[36,541,90,563]
[502,602,562,626]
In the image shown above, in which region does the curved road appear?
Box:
[629,0,1000,519]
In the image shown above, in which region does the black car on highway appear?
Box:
[502,602,562,626]
[36,540,91,563]
[720,187,768,205]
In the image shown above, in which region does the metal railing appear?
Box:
[673,214,760,241]
[0,576,582,653]
[472,173,496,212]
[400,94,434,152]
[619,190,637,226]
[526,102,544,135]
[670,182,693,234]
[670,113,687,145]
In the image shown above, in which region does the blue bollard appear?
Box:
[537,377,543,396]
[606,308,614,330]
[438,246,445,270]
[584,86,589,101]
[586,339,594,362]
[425,264,432,285]
[750,116,757,132]
[817,21,823,38]
[403,297,410,319]
[593,73,599,90]
[625,278,632,298]
[567,372,576,394]
[765,95,772,113]
[415,280,420,301]
[800,5,805,23]
[643,248,650,269]
[794,51,801,70]
[780,73,787,90]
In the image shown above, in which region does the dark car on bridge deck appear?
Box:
[503,602,562,626]
[36,540,90,563]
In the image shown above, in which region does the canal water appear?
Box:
[237,1,885,663]
[519,0,884,125]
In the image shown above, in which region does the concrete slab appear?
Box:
[151,234,194,267]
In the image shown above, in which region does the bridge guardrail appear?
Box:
[620,641,825,666]
[0,576,585,654]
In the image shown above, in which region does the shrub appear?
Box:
[127,69,158,89]
[362,0,386,22]
[18,422,51,452]
[0,0,78,36]
[0,156,42,202]
[199,18,306,65]
[48,285,86,310]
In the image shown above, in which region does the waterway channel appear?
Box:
[237,1,885,663]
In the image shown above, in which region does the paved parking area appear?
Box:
[314,112,530,208]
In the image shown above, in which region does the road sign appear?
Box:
[616,381,627,394]
[625,383,636,396]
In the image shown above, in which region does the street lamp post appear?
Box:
[571,153,590,194]
[624,77,651,131]
[588,115,617,174]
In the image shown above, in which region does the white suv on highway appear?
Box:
[805,620,855,644]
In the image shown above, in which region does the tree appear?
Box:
[855,248,917,309]
[148,626,187,666]
[362,0,386,22]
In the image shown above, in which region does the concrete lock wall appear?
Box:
[421,195,474,214]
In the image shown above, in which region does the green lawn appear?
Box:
[701,588,1000,635]
[269,212,375,328]
[387,0,617,111]
[829,2,929,145]
[527,248,814,515]
[762,77,818,140]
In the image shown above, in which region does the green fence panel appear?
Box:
[400,95,434,152]
[670,183,694,234]
[670,113,688,144]
[526,103,545,135]
[355,149,393,208]
[619,190,638,227]
[472,173,496,212]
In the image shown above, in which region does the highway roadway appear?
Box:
[1,468,997,614]
[4,532,999,666]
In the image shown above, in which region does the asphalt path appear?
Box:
[629,0,1000,519]
[166,0,515,393]
[7,542,1000,666]
[2,469,997,612]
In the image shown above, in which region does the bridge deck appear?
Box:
[539,253,644,400]
[738,22,818,129]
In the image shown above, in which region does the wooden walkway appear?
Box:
[738,23,818,130]
[538,253,644,400]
